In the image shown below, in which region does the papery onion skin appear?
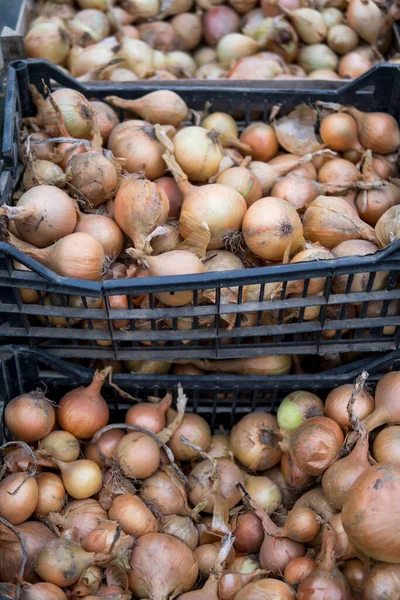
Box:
[34,537,94,587]
[140,467,192,517]
[5,391,55,442]
[230,412,282,471]
[188,457,245,511]
[84,429,125,468]
[284,556,316,586]
[174,126,223,182]
[231,511,264,553]
[167,412,211,460]
[108,494,158,537]
[108,122,166,179]
[56,459,102,500]
[91,100,119,144]
[161,515,199,550]
[125,396,172,434]
[342,463,400,562]
[57,499,107,540]
[329,512,356,560]
[362,561,400,600]
[67,152,119,207]
[41,89,94,140]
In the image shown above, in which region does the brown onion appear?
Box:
[84,429,125,468]
[35,472,66,517]
[284,556,316,586]
[171,13,202,51]
[128,533,198,599]
[373,426,400,463]
[75,213,124,259]
[329,513,356,560]
[35,536,95,586]
[339,51,372,78]
[280,416,344,475]
[40,430,80,463]
[240,122,279,162]
[277,390,324,431]
[203,6,240,46]
[271,174,320,213]
[66,151,119,207]
[231,511,264,553]
[90,100,119,144]
[342,558,365,598]
[362,561,400,599]
[345,107,400,154]
[57,367,110,439]
[24,21,69,65]
[140,466,192,516]
[53,499,106,541]
[0,473,38,525]
[342,463,400,561]
[167,412,211,460]
[230,412,282,471]
[216,167,262,207]
[320,113,363,152]
[188,457,245,511]
[0,521,55,582]
[332,240,387,294]
[108,494,158,537]
[161,515,198,550]
[54,459,102,500]
[125,395,172,434]
[325,383,374,430]
[115,431,160,479]
[41,88,94,140]
[234,579,295,600]
[4,391,55,442]
[20,582,67,600]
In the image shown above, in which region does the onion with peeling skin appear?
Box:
[41,88,95,140]
[188,457,245,512]
[230,412,282,471]
[108,494,158,537]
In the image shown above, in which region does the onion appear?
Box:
[231,512,264,553]
[129,250,205,306]
[320,113,363,152]
[21,132,55,164]
[41,89,94,140]
[161,515,198,550]
[345,107,400,154]
[89,101,118,144]
[68,9,110,46]
[280,416,344,475]
[108,121,166,179]
[4,391,55,442]
[216,33,258,68]
[0,472,38,524]
[138,21,177,51]
[4,186,77,248]
[342,463,400,561]
[163,153,246,251]
[35,473,66,517]
[54,499,107,540]
[281,453,315,491]
[328,24,359,55]
[125,396,171,434]
[84,429,125,468]
[196,63,226,78]
[155,176,183,218]
[66,152,119,207]
[108,68,138,81]
[227,53,284,80]
[362,371,400,432]
[240,123,278,162]
[361,298,398,335]
[298,43,339,73]
[197,355,291,375]
[174,126,223,182]
[216,167,262,207]
[81,522,131,554]
[123,0,159,19]
[339,51,373,78]
[230,412,281,471]
[20,582,67,600]
[140,466,191,516]
[202,112,251,153]
[165,51,196,76]
[277,391,324,431]
[75,213,124,259]
[318,158,360,186]
[195,46,217,65]
[234,579,295,600]
[362,561,400,599]
[244,473,282,513]
[106,91,188,127]
[376,205,400,248]
[58,368,110,439]
[250,18,298,63]
[218,570,267,600]
[117,38,155,77]
[342,558,365,598]
[271,174,320,213]
[151,222,181,254]
[114,431,160,479]
[284,556,316,586]
[294,487,338,523]
[0,521,55,583]
[195,541,235,578]
[114,175,169,252]
[322,427,371,509]
[171,13,202,51]
[322,7,344,27]
[303,196,377,247]
[329,512,356,560]
[297,526,351,599]
[24,21,69,64]
[54,459,102,499]
[128,533,198,598]
[23,160,65,190]
[167,411,212,460]
[346,0,383,46]
[286,8,327,44]
[325,384,374,431]
[108,494,157,537]
[280,505,321,543]
[373,426,400,464]
[35,536,95,587]
[332,239,387,294]
[40,431,80,462]
[203,6,240,46]
[57,141,87,170]
[309,69,340,79]
[188,457,244,511]
[242,196,304,261]
[356,183,400,228]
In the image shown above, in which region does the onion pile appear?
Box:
[23,0,396,81]
[0,368,400,600]
[10,84,400,347]
[1,368,400,597]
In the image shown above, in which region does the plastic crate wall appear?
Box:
[1,61,400,360]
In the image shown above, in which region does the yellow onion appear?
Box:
[24,20,69,64]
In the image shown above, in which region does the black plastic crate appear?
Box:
[1,346,400,436]
[1,60,400,360]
